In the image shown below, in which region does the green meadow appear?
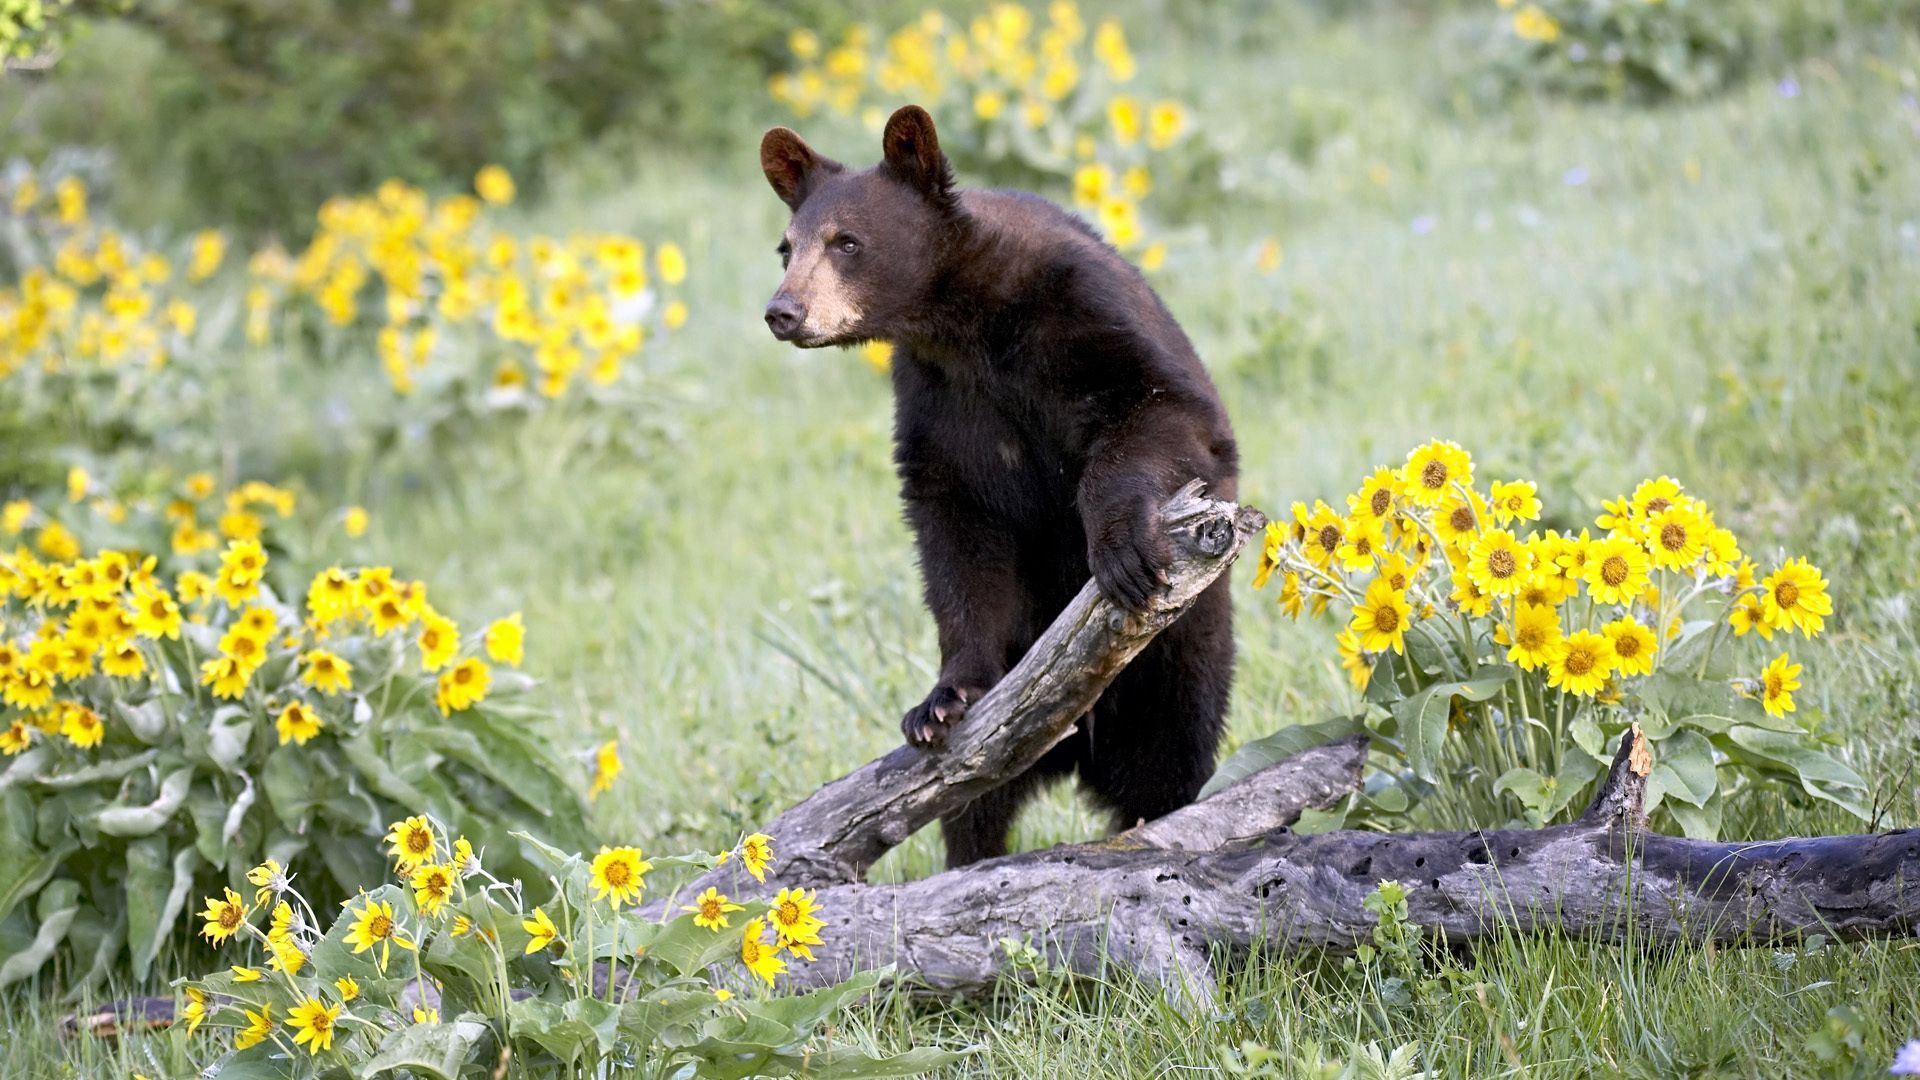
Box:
[6,3,1920,1076]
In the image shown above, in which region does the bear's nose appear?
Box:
[764,296,806,341]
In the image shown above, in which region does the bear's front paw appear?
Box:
[1090,524,1172,613]
[901,684,979,748]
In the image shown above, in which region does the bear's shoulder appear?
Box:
[960,188,1105,246]
[950,188,1162,334]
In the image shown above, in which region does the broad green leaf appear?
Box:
[701,1007,806,1050]
[1363,653,1400,706]
[204,1046,297,1080]
[1634,671,1776,736]
[423,917,505,988]
[1361,770,1411,814]
[1395,667,1516,783]
[29,747,158,790]
[507,996,621,1063]
[1198,715,1365,799]
[1292,804,1350,833]
[620,987,720,1047]
[0,789,72,924]
[0,747,52,793]
[187,782,233,865]
[1724,726,1871,820]
[648,903,770,978]
[1666,799,1724,840]
[1646,729,1717,808]
[126,838,198,981]
[1494,767,1552,824]
[339,733,438,809]
[0,881,79,987]
[261,746,321,826]
[202,709,253,773]
[1545,749,1603,820]
[311,884,411,984]
[748,967,886,1032]
[427,710,581,822]
[1569,710,1606,760]
[363,1019,491,1079]
[1403,623,1464,679]
[93,766,193,837]
[113,699,169,744]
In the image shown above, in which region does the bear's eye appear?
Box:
[833,236,860,255]
[776,239,792,269]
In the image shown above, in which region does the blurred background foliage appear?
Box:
[3,0,939,236]
[3,0,1914,240]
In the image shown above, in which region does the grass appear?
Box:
[8,4,1920,1077]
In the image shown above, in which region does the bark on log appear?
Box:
[667,480,1268,900]
[773,726,1919,1000]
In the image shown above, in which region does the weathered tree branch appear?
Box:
[667,480,1267,901]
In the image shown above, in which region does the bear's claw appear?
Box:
[1090,528,1171,614]
[902,684,976,748]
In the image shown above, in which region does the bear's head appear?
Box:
[759,105,957,348]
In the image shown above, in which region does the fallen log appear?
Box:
[774,725,1920,1000]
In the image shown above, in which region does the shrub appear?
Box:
[769,1,1193,264]
[1218,440,1867,839]
[0,167,693,458]
[1477,0,1920,103]
[181,826,956,1077]
[0,468,594,989]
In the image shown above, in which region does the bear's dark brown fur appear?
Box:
[761,106,1237,867]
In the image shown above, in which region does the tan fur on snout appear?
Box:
[776,241,864,344]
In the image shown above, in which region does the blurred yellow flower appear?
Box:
[234,1004,273,1050]
[435,657,491,715]
[1759,558,1831,637]
[484,612,524,666]
[275,701,324,746]
[589,739,622,799]
[657,241,688,285]
[199,888,249,944]
[1349,576,1411,656]
[1512,4,1562,42]
[590,845,652,908]
[1603,617,1657,677]
[740,832,774,882]
[683,887,745,931]
[1548,630,1615,697]
[523,907,560,953]
[740,918,786,986]
[1759,652,1802,718]
[475,165,516,206]
[301,648,353,694]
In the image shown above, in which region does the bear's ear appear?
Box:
[881,105,956,210]
[761,127,841,211]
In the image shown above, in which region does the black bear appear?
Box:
[760,105,1238,868]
